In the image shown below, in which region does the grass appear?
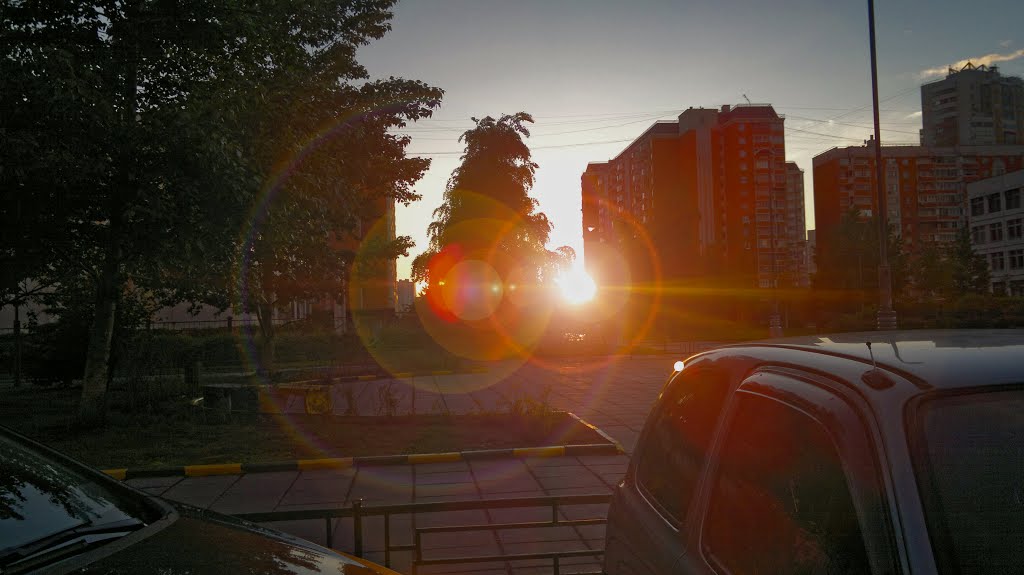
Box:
[1,387,606,470]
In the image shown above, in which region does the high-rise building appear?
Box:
[812,141,1024,262]
[582,104,807,293]
[920,63,1024,147]
[966,169,1024,295]
[785,162,809,287]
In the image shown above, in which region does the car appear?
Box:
[0,426,398,574]
[603,330,1024,574]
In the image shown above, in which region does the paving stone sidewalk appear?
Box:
[135,355,678,574]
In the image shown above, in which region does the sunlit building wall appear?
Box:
[786,162,809,287]
[582,104,800,291]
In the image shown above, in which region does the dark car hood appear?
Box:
[70,502,382,575]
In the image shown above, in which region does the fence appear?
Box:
[236,493,610,575]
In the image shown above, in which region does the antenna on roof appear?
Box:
[742,94,751,105]
[862,341,895,389]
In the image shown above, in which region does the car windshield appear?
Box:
[913,388,1024,574]
[0,433,144,554]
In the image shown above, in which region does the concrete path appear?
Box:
[136,355,681,574]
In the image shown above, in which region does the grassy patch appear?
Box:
[1,388,606,470]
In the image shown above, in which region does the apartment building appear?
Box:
[812,142,1024,260]
[967,170,1024,295]
[582,104,807,293]
[921,63,1023,147]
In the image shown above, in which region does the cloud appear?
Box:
[919,48,1024,79]
[905,111,922,120]
[1000,39,1013,48]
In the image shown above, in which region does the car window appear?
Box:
[913,388,1024,575]
[635,368,729,526]
[0,433,148,553]
[703,391,870,575]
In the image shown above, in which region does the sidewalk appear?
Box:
[131,454,627,573]
[135,355,674,574]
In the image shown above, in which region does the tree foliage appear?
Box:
[1,1,441,421]
[412,113,563,285]
[813,207,908,306]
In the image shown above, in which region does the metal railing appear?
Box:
[236,493,611,575]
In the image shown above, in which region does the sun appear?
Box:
[556,265,597,305]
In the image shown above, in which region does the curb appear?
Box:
[565,412,626,454]
[276,366,491,386]
[104,412,625,481]
[103,443,622,481]
[340,366,489,383]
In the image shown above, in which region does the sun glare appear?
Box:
[556,266,597,305]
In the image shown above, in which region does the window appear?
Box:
[1008,250,1023,270]
[1007,188,1021,210]
[635,369,729,525]
[914,390,1024,573]
[971,197,985,216]
[988,193,1002,213]
[991,252,1005,271]
[990,222,1004,242]
[1008,218,1022,240]
[703,393,870,574]
[972,225,986,244]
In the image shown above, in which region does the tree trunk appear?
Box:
[257,301,275,378]
[80,2,137,426]
[80,257,120,425]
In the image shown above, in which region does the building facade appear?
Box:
[812,142,1024,261]
[920,63,1023,147]
[582,104,807,293]
[785,162,809,287]
[967,169,1024,295]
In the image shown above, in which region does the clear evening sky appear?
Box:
[357,0,1024,280]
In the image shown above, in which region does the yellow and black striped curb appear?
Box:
[103,443,621,480]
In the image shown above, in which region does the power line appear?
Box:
[409,137,636,156]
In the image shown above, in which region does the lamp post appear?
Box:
[868,0,898,330]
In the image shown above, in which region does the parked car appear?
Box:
[604,330,1024,574]
[0,426,398,574]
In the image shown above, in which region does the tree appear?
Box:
[909,240,951,300]
[229,74,441,374]
[412,113,561,286]
[1,1,440,422]
[947,226,991,297]
[813,207,907,310]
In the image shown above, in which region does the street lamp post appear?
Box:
[868,0,898,330]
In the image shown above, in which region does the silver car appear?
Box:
[604,330,1024,574]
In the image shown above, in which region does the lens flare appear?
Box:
[556,265,597,305]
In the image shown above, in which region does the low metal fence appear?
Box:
[236,493,611,575]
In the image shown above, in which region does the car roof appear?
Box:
[716,329,1024,391]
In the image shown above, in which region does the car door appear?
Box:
[604,366,731,575]
[677,370,899,574]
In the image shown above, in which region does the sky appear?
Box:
[356,0,1024,280]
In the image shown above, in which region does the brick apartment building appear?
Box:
[582,104,807,296]
[812,142,1024,261]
